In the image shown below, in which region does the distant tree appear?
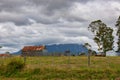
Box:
[84,43,92,55]
[84,43,97,56]
[84,43,91,50]
[84,43,91,66]
[90,50,97,56]
[79,52,86,56]
[5,51,10,54]
[115,16,120,52]
[0,46,2,48]
[88,20,114,56]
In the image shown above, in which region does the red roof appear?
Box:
[0,54,10,57]
[22,46,45,51]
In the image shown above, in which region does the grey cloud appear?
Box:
[0,0,90,25]
[0,14,29,25]
[0,0,120,26]
[29,0,90,16]
[0,0,27,12]
[0,0,120,53]
[57,27,91,37]
[0,0,32,25]
[65,15,88,22]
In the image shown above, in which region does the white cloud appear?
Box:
[0,0,120,53]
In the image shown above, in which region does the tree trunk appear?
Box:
[103,50,106,57]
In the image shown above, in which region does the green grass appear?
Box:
[0,56,120,80]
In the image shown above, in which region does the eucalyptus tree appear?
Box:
[88,20,114,56]
[115,16,120,52]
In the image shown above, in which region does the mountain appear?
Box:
[13,50,22,55]
[13,44,88,55]
[46,44,88,55]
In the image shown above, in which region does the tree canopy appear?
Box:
[88,20,114,56]
[116,16,120,52]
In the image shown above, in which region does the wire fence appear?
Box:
[0,54,118,69]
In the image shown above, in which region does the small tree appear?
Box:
[116,16,120,52]
[84,43,92,55]
[84,43,91,66]
[84,43,91,50]
[88,20,114,56]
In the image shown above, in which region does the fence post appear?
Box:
[88,50,90,67]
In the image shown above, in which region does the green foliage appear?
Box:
[0,57,25,77]
[116,16,120,52]
[6,58,24,69]
[84,43,91,50]
[89,50,97,56]
[0,56,120,80]
[88,20,114,56]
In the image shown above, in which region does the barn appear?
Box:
[21,45,46,56]
[0,53,11,58]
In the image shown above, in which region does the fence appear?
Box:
[0,54,117,69]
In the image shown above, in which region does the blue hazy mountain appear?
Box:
[13,50,22,55]
[13,44,88,55]
[46,44,88,55]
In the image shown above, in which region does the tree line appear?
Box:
[87,16,120,56]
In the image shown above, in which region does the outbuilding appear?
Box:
[21,46,46,56]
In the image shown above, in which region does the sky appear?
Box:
[0,0,120,53]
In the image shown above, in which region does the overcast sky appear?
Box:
[0,0,120,53]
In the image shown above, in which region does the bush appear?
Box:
[0,64,4,76]
[4,57,25,77]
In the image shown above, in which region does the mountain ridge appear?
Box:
[13,43,88,55]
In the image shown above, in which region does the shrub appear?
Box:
[0,64,4,76]
[4,57,25,77]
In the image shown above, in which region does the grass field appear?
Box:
[0,56,120,80]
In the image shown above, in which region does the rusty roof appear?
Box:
[22,46,45,51]
[0,54,10,57]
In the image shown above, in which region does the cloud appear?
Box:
[0,0,120,53]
